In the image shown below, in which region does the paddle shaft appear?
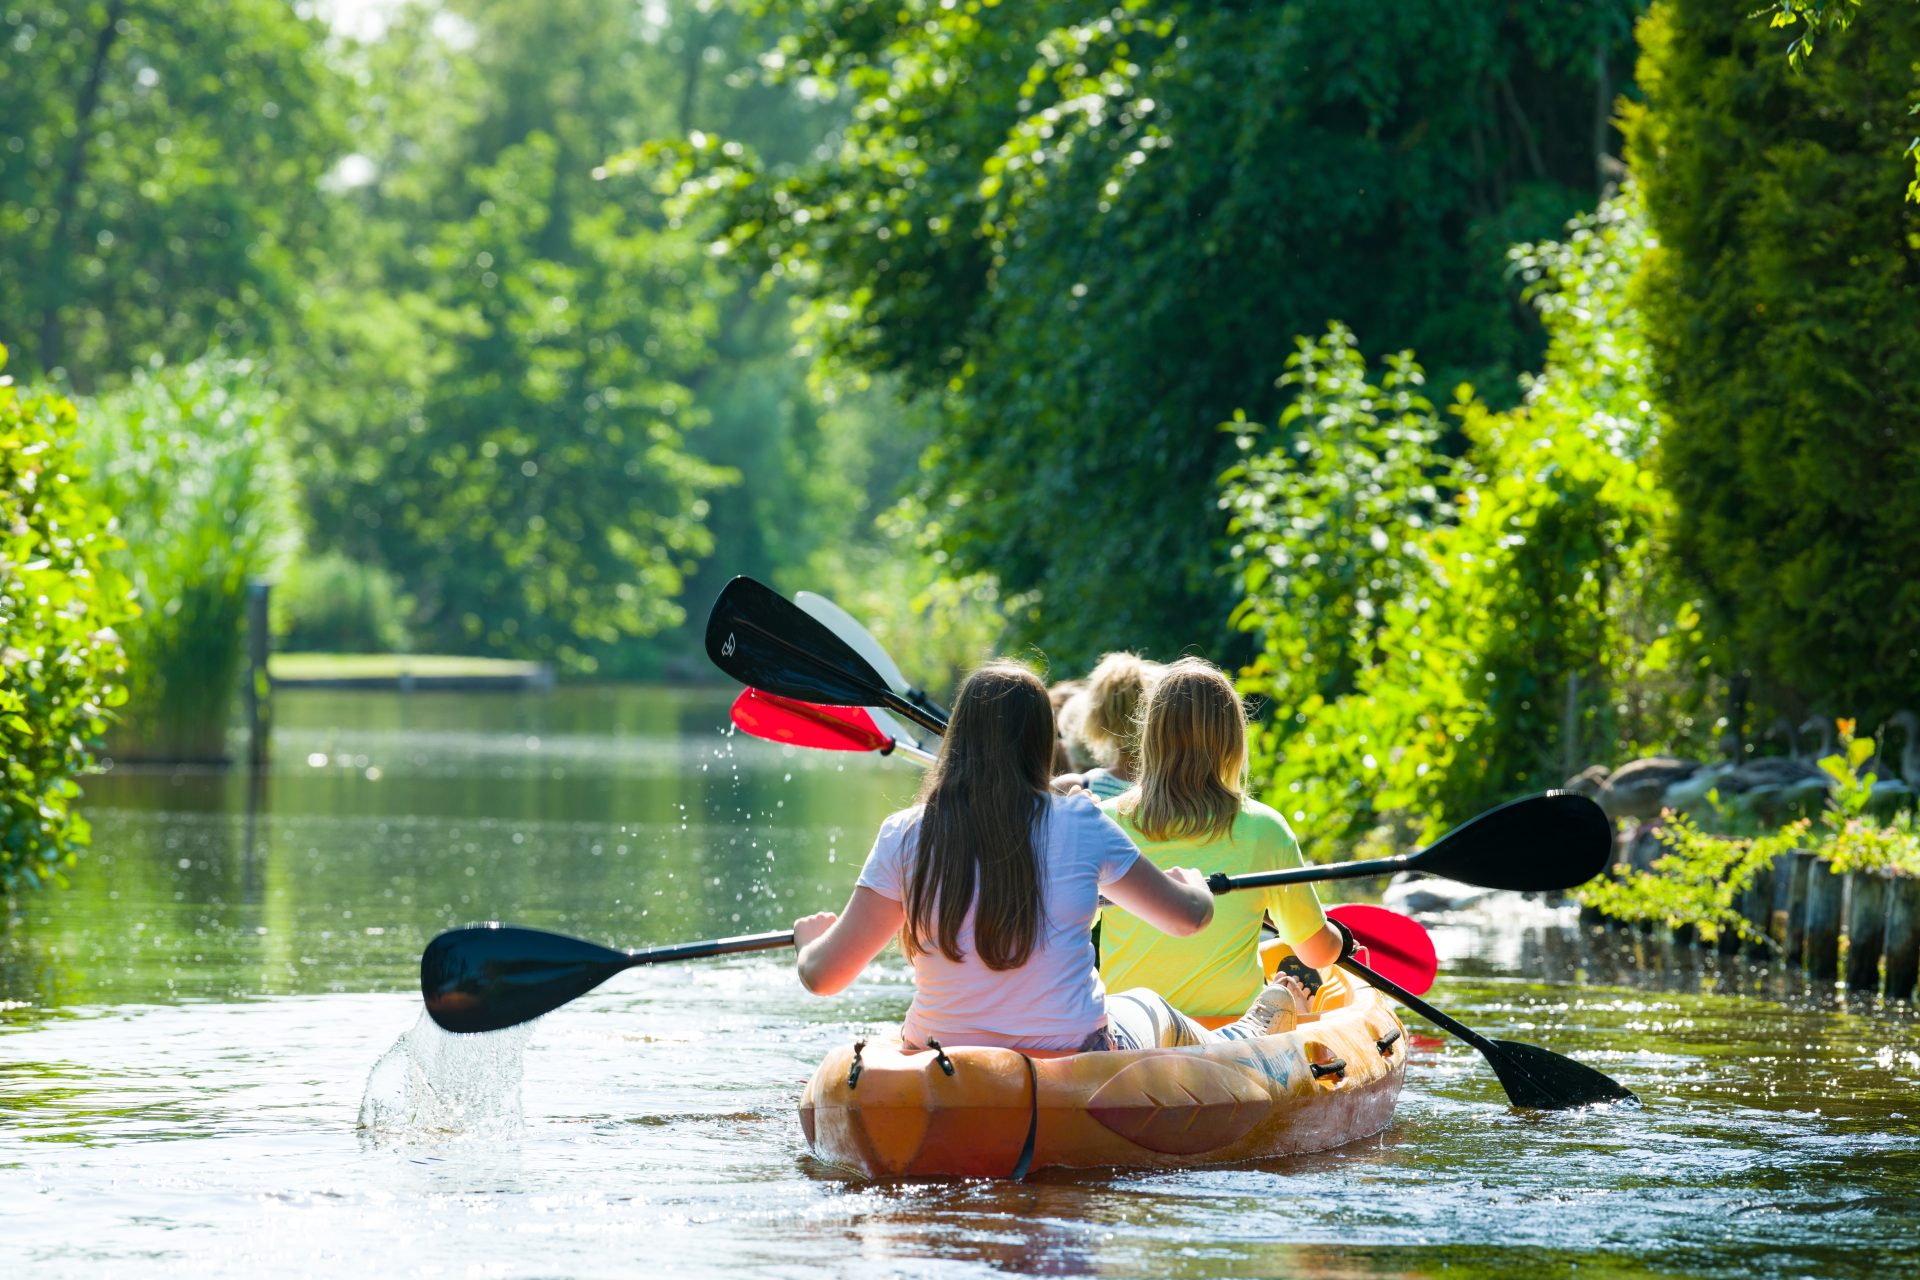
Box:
[621,929,795,967]
[1337,953,1494,1056]
[1212,852,1421,893]
[887,738,941,767]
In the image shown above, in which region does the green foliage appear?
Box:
[679,0,1643,665]
[1808,719,1920,873]
[1225,195,1711,860]
[0,345,131,899]
[1627,0,1920,719]
[1576,811,1808,942]
[275,552,415,655]
[0,1,346,385]
[288,0,852,672]
[1221,324,1457,726]
[77,358,297,761]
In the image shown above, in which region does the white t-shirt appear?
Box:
[856,791,1141,1051]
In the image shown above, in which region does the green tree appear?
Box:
[680,0,1643,664]
[1225,196,1707,859]
[1627,0,1920,719]
[290,1,759,667]
[0,345,132,898]
[0,1,344,386]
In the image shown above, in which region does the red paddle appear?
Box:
[1328,902,1438,995]
[729,689,937,764]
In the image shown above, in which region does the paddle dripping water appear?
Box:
[357,1014,534,1140]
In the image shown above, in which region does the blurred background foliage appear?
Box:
[5,0,1920,882]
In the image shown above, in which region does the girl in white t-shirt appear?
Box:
[791,660,1314,1053]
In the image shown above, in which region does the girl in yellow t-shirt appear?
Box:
[1098,657,1345,1019]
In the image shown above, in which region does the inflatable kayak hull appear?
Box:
[798,970,1405,1179]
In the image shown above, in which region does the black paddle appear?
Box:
[420,920,1632,1109]
[1209,791,1612,896]
[421,923,795,1035]
[705,576,949,738]
[1338,952,1635,1108]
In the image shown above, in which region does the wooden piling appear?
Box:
[1883,875,1920,1001]
[1716,911,1742,956]
[1846,871,1892,992]
[1784,850,1816,966]
[1803,858,1845,982]
[1742,860,1777,960]
[245,579,273,771]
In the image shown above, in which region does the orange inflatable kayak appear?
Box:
[798,963,1406,1179]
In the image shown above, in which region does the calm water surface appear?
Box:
[4,687,1918,1278]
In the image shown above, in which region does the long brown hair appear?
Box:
[1115,657,1247,843]
[904,661,1055,969]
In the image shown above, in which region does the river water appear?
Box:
[4,687,1918,1279]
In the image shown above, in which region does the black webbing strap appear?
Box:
[1009,1053,1039,1181]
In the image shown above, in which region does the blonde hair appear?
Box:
[1066,652,1161,770]
[1116,657,1247,843]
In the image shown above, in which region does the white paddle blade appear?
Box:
[794,591,924,750]
[795,591,912,693]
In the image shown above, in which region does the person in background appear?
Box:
[1047,677,1087,775]
[1053,651,1161,800]
[1096,657,1346,1020]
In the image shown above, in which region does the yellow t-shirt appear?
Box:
[1097,796,1327,1018]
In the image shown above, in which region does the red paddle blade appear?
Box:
[730,689,890,754]
[1329,903,1438,995]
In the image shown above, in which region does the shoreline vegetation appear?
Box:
[5,0,1920,947]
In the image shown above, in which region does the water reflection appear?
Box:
[2,687,1919,1279]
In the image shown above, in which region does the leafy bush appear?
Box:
[1225,195,1712,860]
[78,357,298,761]
[1627,0,1920,717]
[1576,812,1808,944]
[275,551,415,655]
[0,344,131,898]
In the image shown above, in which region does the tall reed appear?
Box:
[79,357,298,762]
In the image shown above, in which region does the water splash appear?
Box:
[357,1012,532,1140]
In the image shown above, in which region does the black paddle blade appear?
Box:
[1483,1037,1637,1110]
[705,576,896,711]
[1413,791,1613,892]
[422,924,632,1034]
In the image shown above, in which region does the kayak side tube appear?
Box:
[799,970,1406,1178]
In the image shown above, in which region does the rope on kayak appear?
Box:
[1009,1053,1039,1182]
[1376,1027,1403,1058]
[847,1039,866,1090]
[925,1039,955,1076]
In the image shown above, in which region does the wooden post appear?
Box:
[1784,850,1816,966]
[1716,910,1742,956]
[1722,673,1750,760]
[1742,860,1777,960]
[1845,871,1891,993]
[1884,875,1920,1001]
[1561,671,1581,786]
[1769,851,1795,946]
[245,579,273,771]
[1803,859,1845,983]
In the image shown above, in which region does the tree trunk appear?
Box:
[38,0,127,378]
